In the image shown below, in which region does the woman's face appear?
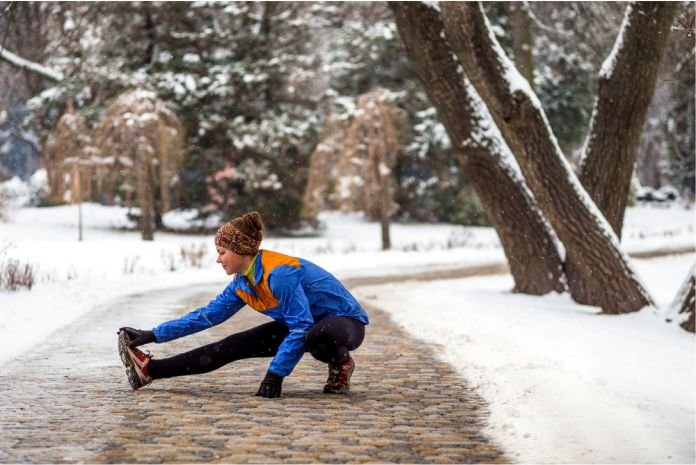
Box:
[216,246,247,275]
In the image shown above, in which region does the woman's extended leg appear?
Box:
[304,316,365,365]
[148,321,288,379]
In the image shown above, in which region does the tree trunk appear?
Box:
[380,211,391,251]
[440,2,652,313]
[507,2,535,89]
[137,153,155,241]
[578,2,677,236]
[391,2,564,294]
[566,3,677,305]
[670,264,695,333]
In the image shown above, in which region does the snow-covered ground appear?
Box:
[354,253,694,463]
[0,203,694,463]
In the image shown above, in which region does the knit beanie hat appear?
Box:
[215,211,264,256]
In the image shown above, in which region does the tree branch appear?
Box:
[0,45,63,81]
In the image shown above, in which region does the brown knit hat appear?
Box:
[215,211,264,256]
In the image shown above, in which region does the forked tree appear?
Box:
[391,1,676,313]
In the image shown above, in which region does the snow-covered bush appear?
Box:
[0,177,31,209]
[635,185,682,205]
[0,171,49,214]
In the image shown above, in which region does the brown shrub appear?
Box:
[95,89,185,240]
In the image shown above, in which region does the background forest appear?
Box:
[1,1,693,234]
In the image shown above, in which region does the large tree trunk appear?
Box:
[507,2,534,89]
[578,2,677,236]
[391,2,564,295]
[567,2,677,305]
[440,2,652,313]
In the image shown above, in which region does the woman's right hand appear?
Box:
[118,327,156,347]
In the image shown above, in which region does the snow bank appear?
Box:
[353,254,695,464]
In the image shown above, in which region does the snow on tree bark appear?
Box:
[578,2,678,237]
[506,2,535,90]
[391,2,564,294]
[668,264,695,333]
[440,1,653,313]
[567,2,677,305]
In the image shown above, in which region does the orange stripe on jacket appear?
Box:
[235,250,301,312]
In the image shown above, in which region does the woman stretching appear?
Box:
[118,211,368,398]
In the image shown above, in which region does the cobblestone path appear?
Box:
[0,283,507,463]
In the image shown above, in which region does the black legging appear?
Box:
[148,316,365,379]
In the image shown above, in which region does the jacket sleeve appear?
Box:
[152,281,245,343]
[267,266,314,377]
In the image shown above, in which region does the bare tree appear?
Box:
[439,2,652,313]
[391,2,564,294]
[303,92,401,250]
[42,105,93,205]
[344,91,400,250]
[301,116,348,223]
[95,89,184,240]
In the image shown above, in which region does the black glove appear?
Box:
[118,327,156,347]
[255,372,283,398]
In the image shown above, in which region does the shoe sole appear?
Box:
[118,331,142,390]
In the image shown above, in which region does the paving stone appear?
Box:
[0,285,507,463]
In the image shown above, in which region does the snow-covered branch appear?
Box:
[0,46,64,82]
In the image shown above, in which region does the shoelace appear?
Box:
[328,366,341,383]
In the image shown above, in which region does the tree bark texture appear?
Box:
[391,2,564,295]
[579,2,678,237]
[440,1,652,313]
[567,2,677,305]
[507,2,535,89]
[671,264,695,333]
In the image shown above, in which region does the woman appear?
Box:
[118,211,368,398]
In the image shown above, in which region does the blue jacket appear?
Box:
[152,250,369,377]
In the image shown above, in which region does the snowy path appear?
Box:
[0,283,506,463]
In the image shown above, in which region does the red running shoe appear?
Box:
[118,330,153,390]
[323,356,355,394]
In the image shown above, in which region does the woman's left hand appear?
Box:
[255,372,283,398]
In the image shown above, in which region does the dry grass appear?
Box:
[0,244,35,292]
